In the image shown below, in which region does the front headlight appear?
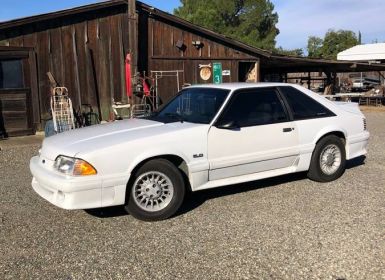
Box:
[54,155,97,176]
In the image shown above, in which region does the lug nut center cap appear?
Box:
[145,184,161,198]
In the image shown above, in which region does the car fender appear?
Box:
[312,125,347,146]
[126,147,191,176]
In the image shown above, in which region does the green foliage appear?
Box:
[307,29,358,59]
[322,29,358,59]
[307,36,323,58]
[358,31,362,44]
[174,0,279,50]
[274,46,303,57]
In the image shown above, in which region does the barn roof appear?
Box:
[1,0,385,73]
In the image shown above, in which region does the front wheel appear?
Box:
[307,135,346,182]
[125,159,185,221]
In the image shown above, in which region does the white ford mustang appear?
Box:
[30,83,369,221]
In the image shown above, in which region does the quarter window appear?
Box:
[279,86,335,120]
[217,88,288,127]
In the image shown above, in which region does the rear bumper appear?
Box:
[347,131,369,160]
[30,156,129,209]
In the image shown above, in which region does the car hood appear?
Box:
[42,119,164,160]
[41,118,208,161]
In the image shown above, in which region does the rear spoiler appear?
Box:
[333,101,362,115]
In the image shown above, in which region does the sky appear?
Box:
[1,0,385,51]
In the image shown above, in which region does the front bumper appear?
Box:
[30,156,129,209]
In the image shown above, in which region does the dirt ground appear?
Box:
[359,105,385,112]
[0,111,384,279]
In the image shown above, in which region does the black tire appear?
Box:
[307,135,346,182]
[125,159,185,221]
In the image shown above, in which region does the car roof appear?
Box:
[187,82,293,90]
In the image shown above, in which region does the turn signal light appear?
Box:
[73,160,97,176]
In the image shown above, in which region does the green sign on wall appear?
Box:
[213,62,222,84]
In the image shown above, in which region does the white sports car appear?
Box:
[30,83,369,221]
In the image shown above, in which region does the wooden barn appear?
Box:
[1,0,384,136]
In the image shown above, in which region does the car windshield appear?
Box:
[146,87,230,124]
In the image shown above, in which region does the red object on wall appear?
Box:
[125,54,132,97]
[143,79,151,97]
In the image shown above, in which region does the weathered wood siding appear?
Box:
[145,14,257,102]
[0,2,260,126]
[0,5,129,121]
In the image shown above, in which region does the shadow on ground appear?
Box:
[85,156,366,219]
[346,155,366,169]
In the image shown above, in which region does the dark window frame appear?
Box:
[277,86,336,121]
[214,87,291,128]
[0,58,25,89]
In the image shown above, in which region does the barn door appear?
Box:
[0,47,39,137]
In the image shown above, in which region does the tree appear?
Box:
[307,36,323,58]
[358,31,362,45]
[306,29,358,59]
[274,47,303,57]
[321,29,358,59]
[174,0,279,50]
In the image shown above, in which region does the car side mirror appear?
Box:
[216,120,240,130]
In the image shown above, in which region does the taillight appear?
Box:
[363,118,367,131]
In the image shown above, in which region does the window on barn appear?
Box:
[0,59,24,89]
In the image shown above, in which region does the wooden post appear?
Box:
[332,72,337,94]
[128,0,138,104]
[325,71,331,85]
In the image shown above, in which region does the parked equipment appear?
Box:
[74,104,100,127]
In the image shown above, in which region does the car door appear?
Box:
[277,86,337,158]
[207,87,299,181]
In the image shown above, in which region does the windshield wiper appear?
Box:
[164,113,185,123]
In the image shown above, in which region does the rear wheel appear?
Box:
[125,159,185,221]
[307,135,346,182]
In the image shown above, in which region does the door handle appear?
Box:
[283,127,294,132]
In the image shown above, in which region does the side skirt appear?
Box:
[192,165,298,192]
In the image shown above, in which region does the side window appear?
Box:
[217,88,288,127]
[279,86,335,120]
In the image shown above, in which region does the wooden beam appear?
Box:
[150,55,254,61]
[29,50,40,130]
[128,0,138,104]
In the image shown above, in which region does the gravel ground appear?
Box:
[0,112,384,280]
